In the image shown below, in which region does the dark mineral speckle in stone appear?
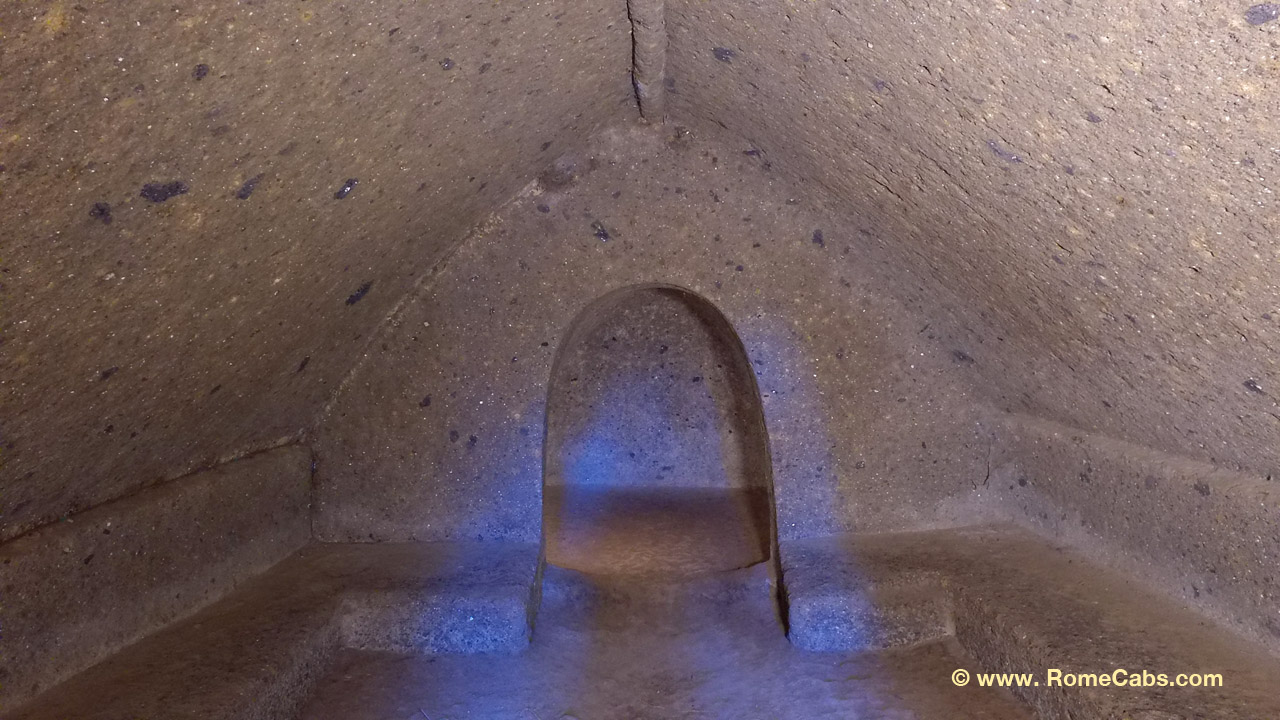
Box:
[140,181,189,203]
[345,281,373,306]
[713,47,736,63]
[192,64,210,80]
[236,175,263,200]
[1245,4,1280,25]
[987,140,1023,163]
[89,203,112,225]
[335,178,358,199]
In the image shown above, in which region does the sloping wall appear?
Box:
[0,0,632,541]
[666,0,1279,477]
[975,411,1280,653]
[0,445,312,711]
[661,0,1280,649]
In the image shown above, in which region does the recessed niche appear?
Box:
[542,285,776,576]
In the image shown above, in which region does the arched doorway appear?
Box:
[541,284,779,578]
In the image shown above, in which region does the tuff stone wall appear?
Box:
[312,125,990,544]
[7,0,1277,682]
[0,445,312,711]
[955,410,1280,655]
[0,0,632,542]
[663,0,1279,648]
[666,0,1279,478]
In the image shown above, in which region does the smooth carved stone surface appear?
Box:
[7,541,540,720]
[0,0,632,543]
[302,562,1031,720]
[666,0,1280,480]
[970,409,1280,658]
[0,445,312,711]
[313,123,991,544]
[787,526,1280,719]
[544,485,772,575]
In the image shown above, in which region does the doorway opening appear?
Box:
[541,285,778,578]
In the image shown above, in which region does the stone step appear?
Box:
[540,561,774,607]
[784,569,952,652]
[18,526,1280,719]
[788,526,1280,719]
[9,542,540,720]
[537,561,783,635]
